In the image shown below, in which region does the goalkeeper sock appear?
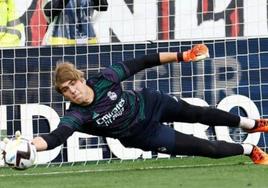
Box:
[242,143,254,155]
[239,117,255,129]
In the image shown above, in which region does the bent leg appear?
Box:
[122,124,244,158]
[159,94,240,127]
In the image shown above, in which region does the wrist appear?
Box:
[176,52,184,62]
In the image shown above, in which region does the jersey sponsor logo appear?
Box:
[96,98,125,126]
[107,91,117,101]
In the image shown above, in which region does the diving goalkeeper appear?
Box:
[29,44,268,164]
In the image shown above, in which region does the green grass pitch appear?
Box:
[0,156,267,188]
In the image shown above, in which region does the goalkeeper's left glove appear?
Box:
[182,44,209,62]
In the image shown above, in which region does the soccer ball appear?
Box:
[3,137,37,170]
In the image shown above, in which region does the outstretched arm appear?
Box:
[32,125,74,151]
[121,44,209,79]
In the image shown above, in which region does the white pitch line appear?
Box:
[0,161,252,177]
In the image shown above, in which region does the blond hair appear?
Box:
[54,61,85,93]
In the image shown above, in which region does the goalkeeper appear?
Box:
[31,44,268,164]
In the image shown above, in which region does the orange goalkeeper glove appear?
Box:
[182,44,209,62]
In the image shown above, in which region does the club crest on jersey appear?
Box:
[107,91,117,101]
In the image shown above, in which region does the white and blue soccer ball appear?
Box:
[3,136,36,170]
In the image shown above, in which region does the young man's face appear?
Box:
[59,79,92,105]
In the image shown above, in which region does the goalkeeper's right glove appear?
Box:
[182,44,209,62]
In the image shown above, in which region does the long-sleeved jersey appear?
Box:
[42,54,162,149]
[61,63,145,138]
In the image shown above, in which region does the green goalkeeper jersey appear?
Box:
[59,62,147,138]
